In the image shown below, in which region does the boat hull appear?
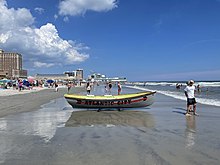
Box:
[64,91,156,109]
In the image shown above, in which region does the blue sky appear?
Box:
[0,0,220,81]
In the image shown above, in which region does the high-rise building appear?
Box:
[76,69,83,81]
[0,49,27,79]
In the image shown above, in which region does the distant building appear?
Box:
[0,49,27,79]
[35,73,68,81]
[76,69,83,81]
[88,72,127,82]
[35,69,84,82]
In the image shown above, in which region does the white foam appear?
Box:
[106,124,115,128]
[128,81,220,87]
[126,85,220,107]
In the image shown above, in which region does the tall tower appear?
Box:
[0,49,27,79]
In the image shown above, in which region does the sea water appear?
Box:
[127,81,220,107]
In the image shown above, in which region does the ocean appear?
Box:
[127,81,220,107]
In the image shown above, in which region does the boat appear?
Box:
[64,91,156,110]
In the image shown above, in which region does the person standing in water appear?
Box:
[184,80,198,116]
[108,82,112,94]
[117,82,122,95]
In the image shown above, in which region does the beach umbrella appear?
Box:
[0,79,11,83]
[47,79,54,84]
[23,80,30,87]
[27,76,35,83]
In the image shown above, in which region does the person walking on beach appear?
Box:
[18,80,23,92]
[117,82,122,95]
[184,80,198,116]
[67,83,71,93]
[55,83,58,92]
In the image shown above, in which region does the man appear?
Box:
[184,80,198,116]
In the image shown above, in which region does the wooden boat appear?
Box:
[64,91,156,110]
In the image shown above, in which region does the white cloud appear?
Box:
[34,7,44,14]
[58,0,118,16]
[63,16,69,22]
[0,1,34,30]
[0,0,89,68]
[34,61,55,68]
[54,14,58,20]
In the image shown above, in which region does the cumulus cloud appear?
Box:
[0,0,89,69]
[58,0,118,16]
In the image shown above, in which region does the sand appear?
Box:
[0,87,45,97]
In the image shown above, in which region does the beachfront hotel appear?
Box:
[0,49,27,79]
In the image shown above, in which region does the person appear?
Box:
[117,82,122,95]
[55,83,58,92]
[108,82,112,94]
[67,83,71,93]
[86,82,91,94]
[197,84,201,92]
[18,80,23,91]
[184,80,198,116]
[104,85,108,94]
[176,83,181,89]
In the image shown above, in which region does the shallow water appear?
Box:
[129,81,220,107]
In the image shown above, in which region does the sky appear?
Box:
[0,0,220,81]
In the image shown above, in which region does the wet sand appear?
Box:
[0,86,220,165]
[0,86,83,118]
[66,110,155,128]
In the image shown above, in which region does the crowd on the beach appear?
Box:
[0,78,52,91]
[0,77,78,96]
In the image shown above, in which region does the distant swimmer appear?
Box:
[197,84,201,92]
[176,83,181,89]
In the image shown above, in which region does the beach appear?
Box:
[0,85,220,165]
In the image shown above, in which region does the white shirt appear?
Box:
[86,85,91,90]
[184,85,195,98]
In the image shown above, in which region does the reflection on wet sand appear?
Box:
[65,110,155,128]
[185,115,196,149]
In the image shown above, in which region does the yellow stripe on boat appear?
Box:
[64,91,155,100]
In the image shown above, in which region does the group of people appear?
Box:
[104,82,122,95]
[85,81,122,95]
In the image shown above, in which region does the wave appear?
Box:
[126,85,220,107]
[127,81,220,87]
